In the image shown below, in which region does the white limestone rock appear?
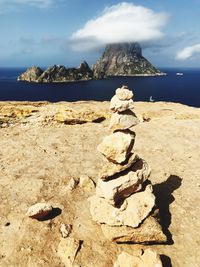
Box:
[110,95,134,112]
[79,175,95,190]
[114,249,163,267]
[57,237,81,267]
[89,185,155,228]
[109,110,139,132]
[97,131,135,164]
[96,159,151,205]
[116,86,134,100]
[26,202,53,219]
[99,153,139,181]
[60,223,72,238]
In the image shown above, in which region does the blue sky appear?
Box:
[1,0,200,67]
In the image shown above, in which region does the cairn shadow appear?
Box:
[38,207,62,221]
[160,255,173,267]
[153,175,182,244]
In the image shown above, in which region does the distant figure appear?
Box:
[150,96,155,102]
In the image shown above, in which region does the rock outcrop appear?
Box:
[17,66,43,82]
[17,61,93,83]
[92,43,164,78]
[88,85,166,245]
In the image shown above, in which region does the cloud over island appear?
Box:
[70,2,169,51]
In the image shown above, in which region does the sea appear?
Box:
[0,67,200,107]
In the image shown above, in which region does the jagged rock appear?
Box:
[57,237,81,267]
[99,153,139,181]
[110,95,134,113]
[96,159,151,205]
[17,66,43,82]
[116,86,134,100]
[37,62,93,83]
[26,203,53,219]
[114,249,163,267]
[92,43,164,79]
[109,110,139,131]
[97,131,135,164]
[55,107,106,124]
[60,223,72,238]
[18,61,93,83]
[89,185,155,228]
[79,175,95,190]
[101,211,167,244]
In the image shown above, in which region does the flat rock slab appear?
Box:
[114,249,163,267]
[109,110,139,132]
[99,153,139,181]
[101,213,167,244]
[57,237,81,267]
[89,185,155,228]
[96,159,151,205]
[97,131,135,164]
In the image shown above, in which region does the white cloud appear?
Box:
[176,43,200,60]
[0,0,56,11]
[71,2,169,51]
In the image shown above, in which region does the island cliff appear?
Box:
[92,43,164,78]
[17,43,164,83]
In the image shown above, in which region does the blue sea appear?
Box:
[0,67,200,107]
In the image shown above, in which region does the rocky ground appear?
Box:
[0,100,200,267]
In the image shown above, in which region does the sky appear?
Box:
[1,0,200,68]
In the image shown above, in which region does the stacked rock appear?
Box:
[89,86,166,244]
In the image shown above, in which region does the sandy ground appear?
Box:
[0,100,200,267]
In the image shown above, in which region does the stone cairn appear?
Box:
[89,85,166,244]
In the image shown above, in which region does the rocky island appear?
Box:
[17,43,165,83]
[92,43,164,78]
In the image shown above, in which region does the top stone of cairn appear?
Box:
[115,85,134,101]
[110,86,134,113]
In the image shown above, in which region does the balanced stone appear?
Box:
[110,95,134,113]
[101,211,167,244]
[97,131,135,164]
[96,159,151,205]
[99,153,139,181]
[115,86,134,100]
[89,185,155,228]
[109,110,139,132]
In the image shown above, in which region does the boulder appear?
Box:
[97,131,135,164]
[101,212,167,244]
[89,185,155,228]
[116,86,134,100]
[110,95,134,113]
[99,153,139,181]
[96,159,151,205]
[114,249,163,267]
[26,203,53,219]
[109,110,139,132]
